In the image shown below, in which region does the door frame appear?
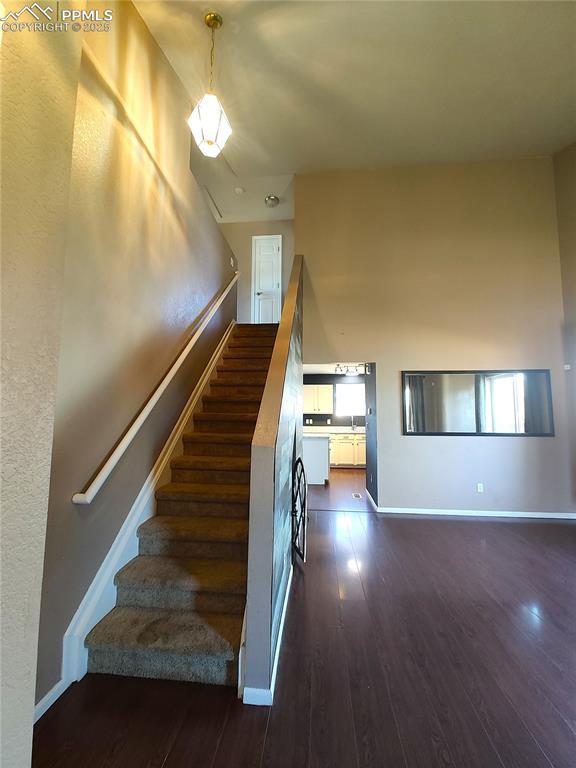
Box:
[251,234,282,323]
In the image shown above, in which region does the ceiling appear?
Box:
[136,1,576,222]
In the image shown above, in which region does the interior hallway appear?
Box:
[307,468,372,512]
[33,506,576,768]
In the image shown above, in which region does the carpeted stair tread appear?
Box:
[86,606,242,659]
[234,323,277,335]
[115,555,247,594]
[223,349,273,359]
[217,362,271,372]
[156,482,250,502]
[202,393,262,404]
[138,516,248,543]
[194,412,257,422]
[170,455,251,471]
[183,432,253,444]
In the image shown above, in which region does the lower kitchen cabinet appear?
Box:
[329,434,366,467]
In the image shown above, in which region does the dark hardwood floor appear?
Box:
[33,506,576,768]
[307,467,372,512]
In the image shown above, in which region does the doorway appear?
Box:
[302,362,378,512]
[251,235,282,323]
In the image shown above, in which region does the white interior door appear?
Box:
[251,235,282,323]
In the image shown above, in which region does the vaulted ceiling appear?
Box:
[136,1,576,222]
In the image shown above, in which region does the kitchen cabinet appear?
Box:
[355,438,366,465]
[329,433,366,467]
[303,384,334,414]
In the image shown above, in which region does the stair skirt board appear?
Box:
[35,321,237,724]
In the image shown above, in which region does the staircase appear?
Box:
[85,323,278,686]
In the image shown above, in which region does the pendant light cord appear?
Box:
[209,26,215,92]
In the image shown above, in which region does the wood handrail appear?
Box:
[72,272,239,505]
[251,254,303,451]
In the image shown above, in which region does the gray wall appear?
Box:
[36,1,236,702]
[295,158,574,513]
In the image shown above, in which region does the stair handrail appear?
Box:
[244,254,303,698]
[251,255,303,452]
[72,271,239,505]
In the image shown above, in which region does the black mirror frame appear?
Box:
[401,369,555,437]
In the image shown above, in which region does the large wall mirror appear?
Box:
[402,370,554,436]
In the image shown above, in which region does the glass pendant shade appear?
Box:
[188,93,232,158]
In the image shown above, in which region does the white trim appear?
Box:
[73,274,239,504]
[243,564,293,707]
[35,321,236,723]
[34,678,70,723]
[365,490,576,520]
[250,235,282,324]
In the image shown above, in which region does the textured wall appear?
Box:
[219,220,295,322]
[36,1,235,701]
[554,142,576,497]
[295,159,573,513]
[0,8,84,767]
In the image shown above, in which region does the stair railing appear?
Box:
[72,271,239,505]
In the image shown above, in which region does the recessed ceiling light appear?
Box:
[264,194,280,208]
[234,186,245,195]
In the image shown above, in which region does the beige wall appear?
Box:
[1,7,84,767]
[220,220,294,322]
[35,1,235,702]
[295,158,574,513]
[553,142,576,494]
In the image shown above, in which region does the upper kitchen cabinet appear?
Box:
[304,384,334,414]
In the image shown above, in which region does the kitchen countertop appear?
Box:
[303,426,366,435]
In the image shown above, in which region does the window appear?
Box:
[335,383,365,417]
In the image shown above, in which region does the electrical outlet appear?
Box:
[327,418,331,425]
[230,257,235,268]
[477,482,484,494]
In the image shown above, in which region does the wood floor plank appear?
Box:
[33,499,576,768]
[211,698,270,768]
[161,684,234,768]
[340,600,408,768]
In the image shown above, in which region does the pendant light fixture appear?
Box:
[188,11,232,158]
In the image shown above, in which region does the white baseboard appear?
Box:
[34,321,236,723]
[365,490,576,520]
[34,677,70,722]
[243,564,293,707]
